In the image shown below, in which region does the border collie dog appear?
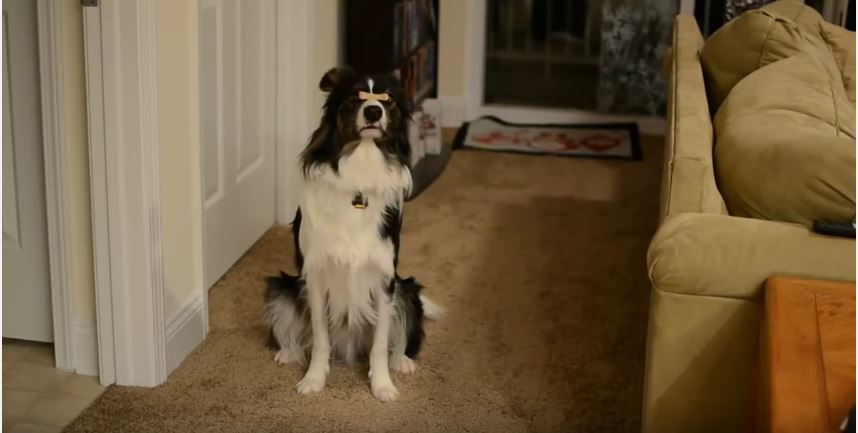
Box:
[264,67,442,402]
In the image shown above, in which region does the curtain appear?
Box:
[597,0,676,115]
[725,0,775,21]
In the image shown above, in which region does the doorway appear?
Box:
[478,0,675,117]
[485,0,601,110]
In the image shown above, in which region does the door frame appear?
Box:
[454,0,666,135]
[83,0,167,386]
[34,0,76,372]
[82,0,322,387]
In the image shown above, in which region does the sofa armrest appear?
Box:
[648,213,855,300]
[663,16,728,219]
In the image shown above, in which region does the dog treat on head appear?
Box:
[359,91,390,102]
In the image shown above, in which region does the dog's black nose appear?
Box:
[363,105,382,123]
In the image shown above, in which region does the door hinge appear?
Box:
[81,0,98,7]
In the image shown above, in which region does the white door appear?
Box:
[200,0,277,288]
[3,0,53,342]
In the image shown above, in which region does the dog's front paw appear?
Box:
[274,349,293,365]
[296,372,326,395]
[390,355,416,374]
[371,380,399,402]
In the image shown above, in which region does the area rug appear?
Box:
[454,116,641,160]
[65,135,663,433]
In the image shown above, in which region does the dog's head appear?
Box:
[301,67,412,174]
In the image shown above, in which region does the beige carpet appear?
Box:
[66,136,663,433]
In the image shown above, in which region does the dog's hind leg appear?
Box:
[388,277,424,374]
[389,324,417,374]
[264,272,310,365]
[389,298,416,374]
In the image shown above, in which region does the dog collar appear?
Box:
[351,192,368,209]
[358,91,390,102]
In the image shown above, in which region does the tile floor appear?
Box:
[3,339,105,433]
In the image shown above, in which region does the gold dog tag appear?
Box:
[351,192,368,209]
[358,91,390,102]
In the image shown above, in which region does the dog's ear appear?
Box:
[319,67,354,92]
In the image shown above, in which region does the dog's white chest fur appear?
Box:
[299,139,411,329]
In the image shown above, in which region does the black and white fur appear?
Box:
[263,67,442,402]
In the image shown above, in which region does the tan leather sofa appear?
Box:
[642,5,856,433]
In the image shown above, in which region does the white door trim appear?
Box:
[35,0,75,372]
[82,2,114,384]
[83,0,167,386]
[456,0,666,135]
[463,0,486,122]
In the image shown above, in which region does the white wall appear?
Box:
[155,0,204,321]
[436,0,475,127]
[311,0,343,115]
[438,0,468,100]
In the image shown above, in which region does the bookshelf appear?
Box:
[345,0,451,200]
[345,0,438,108]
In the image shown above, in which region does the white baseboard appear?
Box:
[165,295,206,374]
[73,320,99,376]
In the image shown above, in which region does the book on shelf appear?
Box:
[392,3,402,65]
[392,0,437,66]
[392,42,436,108]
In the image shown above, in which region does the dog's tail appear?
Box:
[264,271,304,320]
[397,276,444,321]
[419,295,445,320]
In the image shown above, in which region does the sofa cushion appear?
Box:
[701,1,843,112]
[761,0,829,32]
[819,21,856,103]
[769,0,858,104]
[714,55,856,226]
[663,16,729,219]
[762,0,852,94]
